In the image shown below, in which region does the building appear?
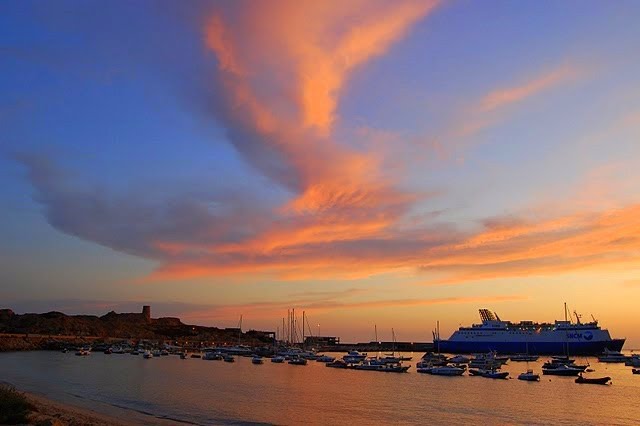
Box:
[304,336,340,347]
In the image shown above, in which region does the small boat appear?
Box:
[152,350,161,357]
[632,369,640,374]
[288,357,308,365]
[624,355,640,367]
[160,349,170,356]
[518,369,540,381]
[510,354,539,362]
[190,353,202,358]
[223,355,235,363]
[423,365,465,376]
[104,348,112,354]
[252,356,264,364]
[482,369,509,379]
[597,349,627,363]
[271,356,285,363]
[542,364,583,376]
[143,350,153,359]
[61,348,68,353]
[130,349,140,355]
[75,349,90,356]
[343,350,367,363]
[326,360,349,369]
[355,360,409,373]
[203,351,223,360]
[469,368,508,379]
[316,355,336,363]
[575,374,611,385]
[420,352,449,367]
[448,355,470,364]
[380,363,410,373]
[180,353,188,359]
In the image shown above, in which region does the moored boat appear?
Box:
[326,360,350,369]
[624,355,640,367]
[542,364,583,376]
[510,354,539,362]
[422,365,465,376]
[223,355,235,363]
[518,369,540,381]
[143,350,152,359]
[597,349,627,363]
[252,356,264,364]
[469,368,508,379]
[270,355,285,363]
[316,355,336,363]
[632,369,640,374]
[575,374,611,385]
[288,356,308,365]
[343,350,367,363]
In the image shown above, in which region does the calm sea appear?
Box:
[1,351,639,425]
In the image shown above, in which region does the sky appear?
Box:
[2,0,640,345]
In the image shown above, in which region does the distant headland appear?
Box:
[0,305,274,352]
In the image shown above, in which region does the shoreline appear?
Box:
[4,383,181,426]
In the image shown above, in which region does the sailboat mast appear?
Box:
[437,320,440,354]
[302,311,305,348]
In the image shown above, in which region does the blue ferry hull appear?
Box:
[435,338,625,355]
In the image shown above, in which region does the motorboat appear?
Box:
[632,369,639,374]
[448,355,470,364]
[75,349,90,356]
[316,355,336,363]
[252,356,264,364]
[223,355,235,363]
[180,353,188,359]
[160,349,170,356]
[104,348,112,354]
[420,365,465,376]
[203,351,223,361]
[597,349,627,363]
[326,360,350,369]
[469,368,508,379]
[190,353,202,358]
[518,369,540,381]
[469,352,507,369]
[355,360,409,372]
[510,354,539,362]
[270,356,285,363]
[542,364,583,376]
[575,374,611,385]
[288,357,308,365]
[624,355,640,367]
[61,348,68,353]
[152,350,161,357]
[420,352,448,367]
[343,351,367,363]
[143,350,153,359]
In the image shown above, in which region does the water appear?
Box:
[1,351,639,425]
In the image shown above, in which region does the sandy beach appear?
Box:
[3,384,178,426]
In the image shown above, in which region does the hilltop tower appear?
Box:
[142,305,151,322]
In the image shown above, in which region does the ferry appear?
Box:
[433,308,625,355]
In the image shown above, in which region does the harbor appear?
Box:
[2,349,640,425]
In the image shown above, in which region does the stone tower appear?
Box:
[142,305,151,322]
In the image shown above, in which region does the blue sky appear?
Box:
[2,0,640,343]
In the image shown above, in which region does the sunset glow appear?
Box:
[2,1,640,345]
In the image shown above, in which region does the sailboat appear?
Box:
[518,341,540,381]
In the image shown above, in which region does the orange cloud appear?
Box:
[478,64,578,113]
